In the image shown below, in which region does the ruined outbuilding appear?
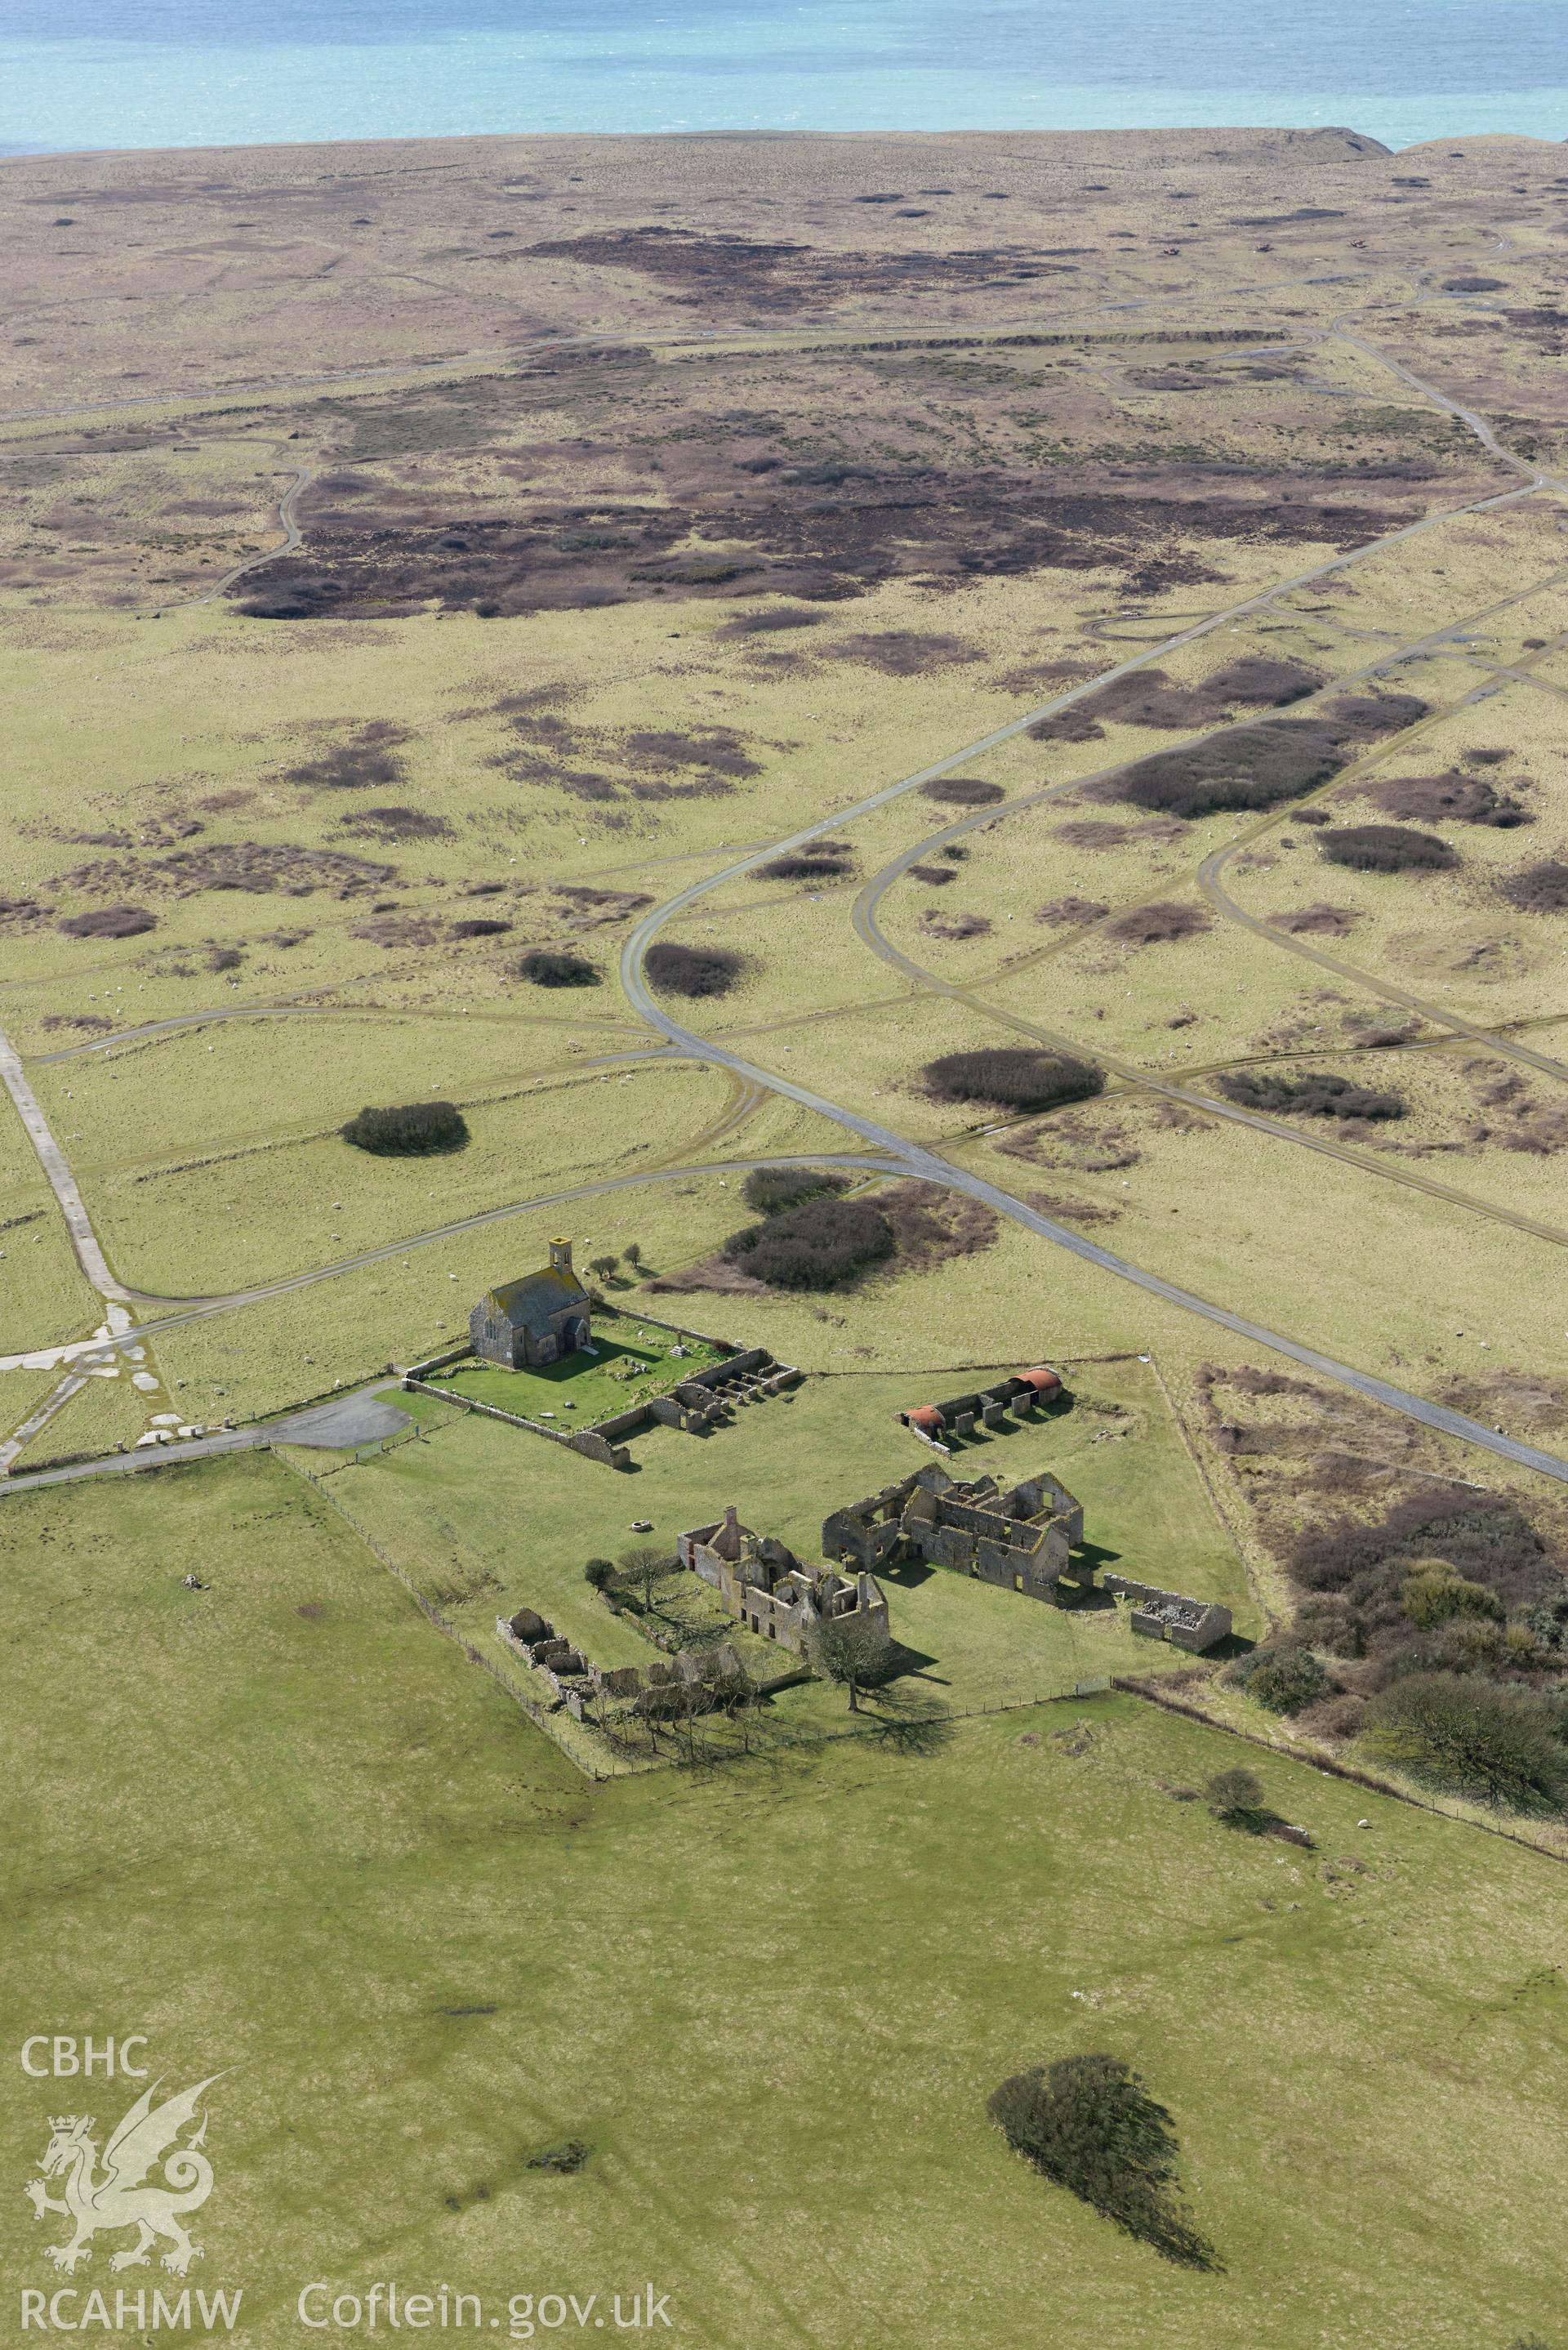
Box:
[1102,1573,1232,1653]
[899,1366,1065,1447]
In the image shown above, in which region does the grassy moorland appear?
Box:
[0,1446,1563,2350]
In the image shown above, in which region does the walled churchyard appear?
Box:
[404,1236,802,1464]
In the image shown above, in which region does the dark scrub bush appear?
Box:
[987,2055,1219,2271]
[516,948,600,987]
[644,942,745,997]
[341,1099,469,1155]
[740,1167,850,1215]
[1318,824,1456,872]
[1362,1674,1568,1808]
[1237,1645,1327,1714]
[924,1049,1103,1113]
[1216,1071,1405,1121]
[724,1195,894,1290]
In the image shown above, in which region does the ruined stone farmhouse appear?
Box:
[678,1505,891,1662]
[824,1458,1086,1603]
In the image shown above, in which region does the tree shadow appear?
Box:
[864,1686,957,1756]
[1073,1539,1124,1572]
[878,1636,942,1679]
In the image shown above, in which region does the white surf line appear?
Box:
[0,1026,135,1305]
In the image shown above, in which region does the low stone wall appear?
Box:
[403,1343,470,1380]
[403,1377,632,1469]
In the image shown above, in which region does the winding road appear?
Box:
[6,278,1568,1490]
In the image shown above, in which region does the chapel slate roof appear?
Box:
[483,1264,589,1337]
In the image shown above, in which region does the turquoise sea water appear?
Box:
[1,0,1566,158]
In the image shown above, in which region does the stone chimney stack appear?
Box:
[550,1236,573,1275]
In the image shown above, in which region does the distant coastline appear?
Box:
[2,0,1566,158]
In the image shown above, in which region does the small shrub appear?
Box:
[1502,859,1568,914]
[924,1048,1103,1113]
[1401,1562,1505,1629]
[1036,896,1109,927]
[987,2054,1219,2271]
[1324,691,1430,742]
[341,1099,469,1155]
[1203,654,1320,706]
[644,941,746,998]
[584,1558,617,1592]
[741,1166,849,1214]
[1319,824,1457,872]
[1361,770,1529,827]
[516,948,599,988]
[1028,705,1105,742]
[1205,1765,1266,1821]
[526,2140,590,2174]
[919,776,1004,807]
[1362,1673,1568,1808]
[1297,1690,1368,1741]
[721,605,824,635]
[1523,1587,1568,1652]
[725,1194,895,1290]
[1216,1070,1405,1121]
[1239,1646,1327,1714]
[285,729,405,790]
[450,916,511,939]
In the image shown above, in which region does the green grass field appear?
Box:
[1,1447,1563,2349]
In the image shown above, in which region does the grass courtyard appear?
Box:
[0,1447,1564,2349]
[421,1309,731,1428]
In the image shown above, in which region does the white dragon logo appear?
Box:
[24,2076,223,2276]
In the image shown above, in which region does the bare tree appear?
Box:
[619,1542,675,1617]
[812,1617,875,1713]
